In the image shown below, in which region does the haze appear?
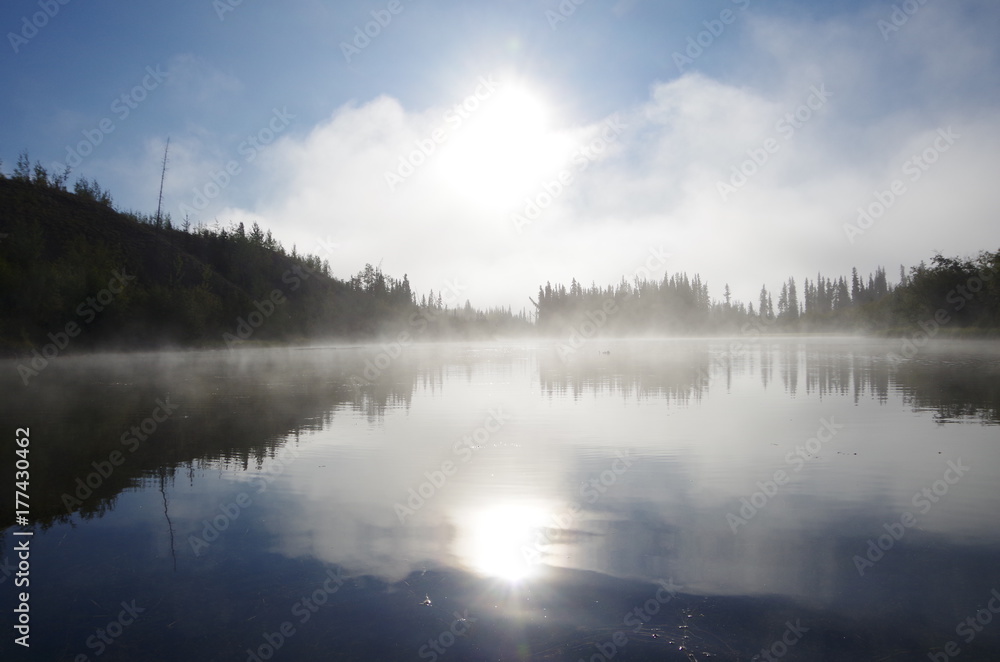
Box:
[3,0,997,309]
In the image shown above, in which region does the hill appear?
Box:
[0,170,536,364]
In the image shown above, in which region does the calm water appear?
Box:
[2,338,999,661]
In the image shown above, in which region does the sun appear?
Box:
[432,79,576,209]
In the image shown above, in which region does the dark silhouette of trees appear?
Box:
[0,170,530,351]
[2,153,997,347]
[534,251,999,337]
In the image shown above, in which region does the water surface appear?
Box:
[2,338,999,661]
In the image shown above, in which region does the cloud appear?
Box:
[198,5,998,309]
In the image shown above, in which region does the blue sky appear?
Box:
[2,0,998,309]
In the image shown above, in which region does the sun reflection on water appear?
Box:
[455,502,550,583]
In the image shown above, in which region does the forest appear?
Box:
[533,254,999,337]
[0,154,530,358]
[0,152,997,358]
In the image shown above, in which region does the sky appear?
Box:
[2,0,998,311]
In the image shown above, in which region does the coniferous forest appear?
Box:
[0,153,998,357]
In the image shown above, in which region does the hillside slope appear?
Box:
[0,178,374,352]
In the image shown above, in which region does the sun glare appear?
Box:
[457,503,546,583]
[434,80,575,208]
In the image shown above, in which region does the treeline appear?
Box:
[756,266,893,329]
[534,273,728,334]
[761,266,890,321]
[534,255,1000,336]
[884,252,1000,330]
[770,255,998,332]
[2,152,996,351]
[0,155,530,354]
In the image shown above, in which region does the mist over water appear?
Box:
[1,338,999,661]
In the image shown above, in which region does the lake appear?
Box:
[2,337,999,661]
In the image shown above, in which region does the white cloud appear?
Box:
[192,6,998,309]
